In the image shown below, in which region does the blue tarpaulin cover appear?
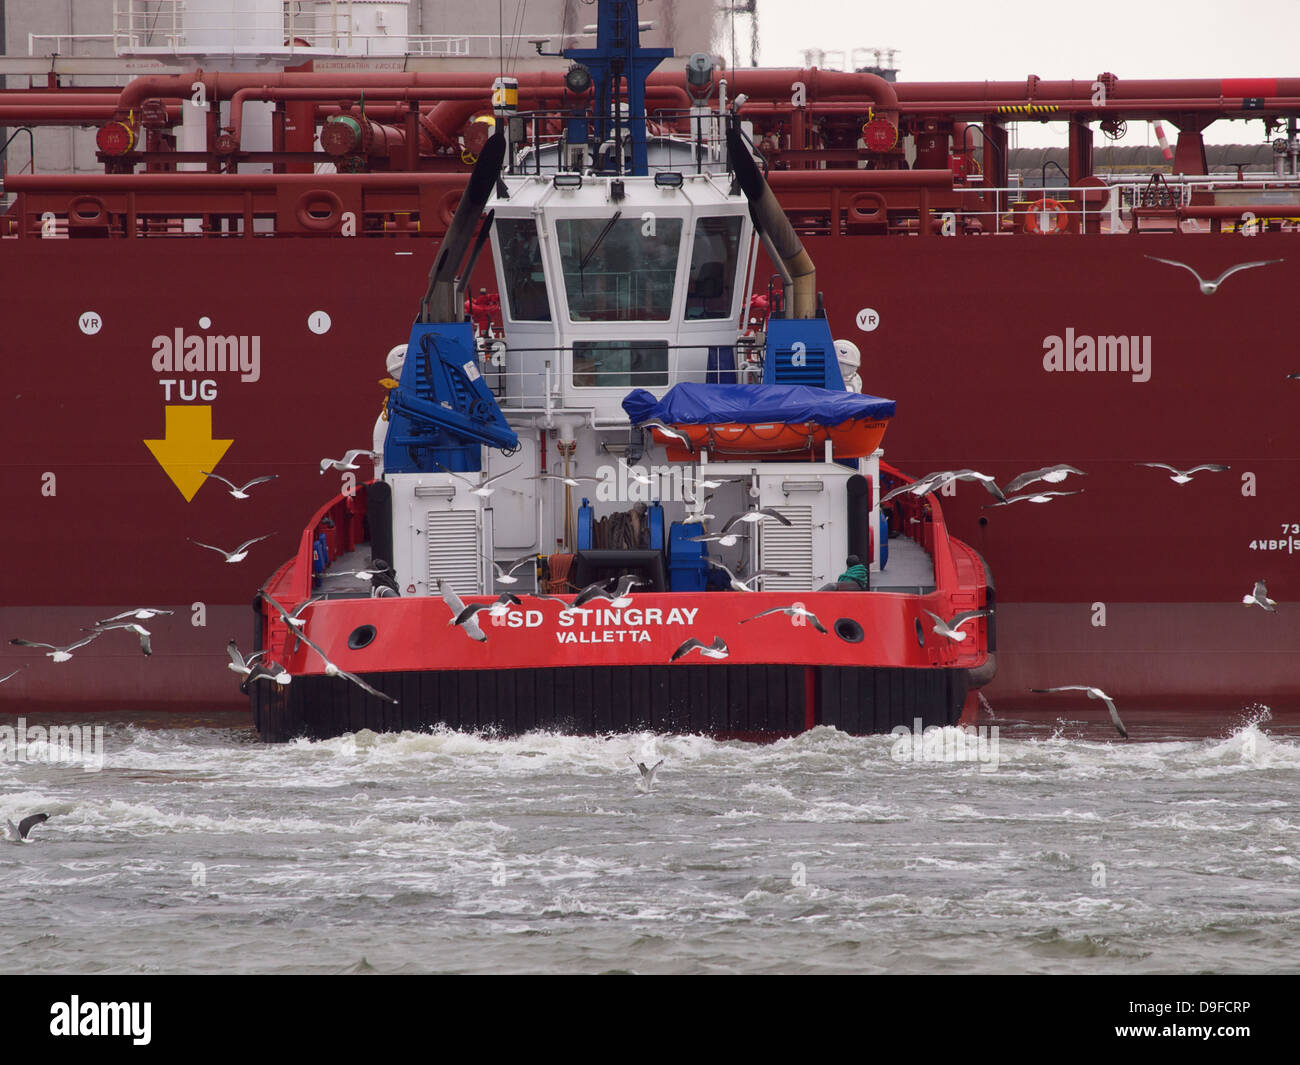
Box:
[622,383,896,427]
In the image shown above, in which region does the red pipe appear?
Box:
[220,84,691,155]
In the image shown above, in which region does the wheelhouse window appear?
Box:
[572,340,669,388]
[685,216,743,320]
[497,218,551,322]
[557,216,682,322]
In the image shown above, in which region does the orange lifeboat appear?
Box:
[648,417,890,462]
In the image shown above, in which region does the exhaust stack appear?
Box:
[726,123,817,319]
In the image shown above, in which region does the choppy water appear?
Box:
[1,707,1298,974]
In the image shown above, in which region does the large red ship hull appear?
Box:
[2,233,1297,712]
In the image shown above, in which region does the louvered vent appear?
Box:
[771,344,829,385]
[426,510,480,596]
[759,505,814,591]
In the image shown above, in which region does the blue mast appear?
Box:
[564,0,672,176]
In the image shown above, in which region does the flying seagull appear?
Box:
[680,510,717,525]
[1138,462,1230,484]
[98,608,173,623]
[453,593,522,627]
[934,469,1007,502]
[527,473,601,487]
[721,508,793,534]
[272,595,324,630]
[1145,255,1283,295]
[708,561,790,592]
[983,490,1083,509]
[567,574,643,612]
[436,462,522,497]
[87,621,152,656]
[189,534,272,563]
[670,636,730,662]
[329,561,392,581]
[292,627,398,705]
[4,814,49,842]
[320,449,374,474]
[619,460,656,488]
[1004,464,1086,494]
[10,633,101,663]
[484,554,536,584]
[880,474,948,504]
[689,475,745,492]
[629,756,665,791]
[1031,685,1128,739]
[923,609,993,642]
[740,604,828,634]
[201,470,278,499]
[437,579,486,642]
[635,419,695,453]
[687,531,750,547]
[1242,579,1277,612]
[226,639,270,677]
[0,668,23,684]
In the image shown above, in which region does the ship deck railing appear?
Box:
[9,170,1300,240]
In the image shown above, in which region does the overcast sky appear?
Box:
[739,0,1300,146]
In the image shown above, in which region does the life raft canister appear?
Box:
[1024,197,1069,235]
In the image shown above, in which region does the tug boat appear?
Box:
[245,1,994,742]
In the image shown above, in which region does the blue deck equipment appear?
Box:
[383,321,519,473]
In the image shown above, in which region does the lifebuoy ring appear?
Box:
[1024,197,1069,234]
[436,190,462,229]
[295,189,343,232]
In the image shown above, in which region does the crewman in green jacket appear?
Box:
[837,555,870,590]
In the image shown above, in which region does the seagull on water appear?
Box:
[1243,579,1277,612]
[201,470,278,499]
[86,621,152,656]
[708,561,790,592]
[629,756,665,791]
[1004,465,1086,494]
[484,554,537,584]
[1138,462,1230,484]
[10,633,102,663]
[4,814,49,843]
[436,580,487,642]
[740,605,828,634]
[98,608,173,624]
[435,462,522,497]
[1031,685,1128,739]
[320,449,374,474]
[291,628,398,705]
[923,609,993,642]
[983,490,1083,509]
[670,636,730,662]
[453,593,522,628]
[189,534,272,563]
[566,575,643,612]
[635,419,695,453]
[1145,255,1283,295]
[721,508,793,535]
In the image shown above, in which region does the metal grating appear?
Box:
[759,505,814,591]
[426,510,480,597]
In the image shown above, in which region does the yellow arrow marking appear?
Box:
[143,405,234,502]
